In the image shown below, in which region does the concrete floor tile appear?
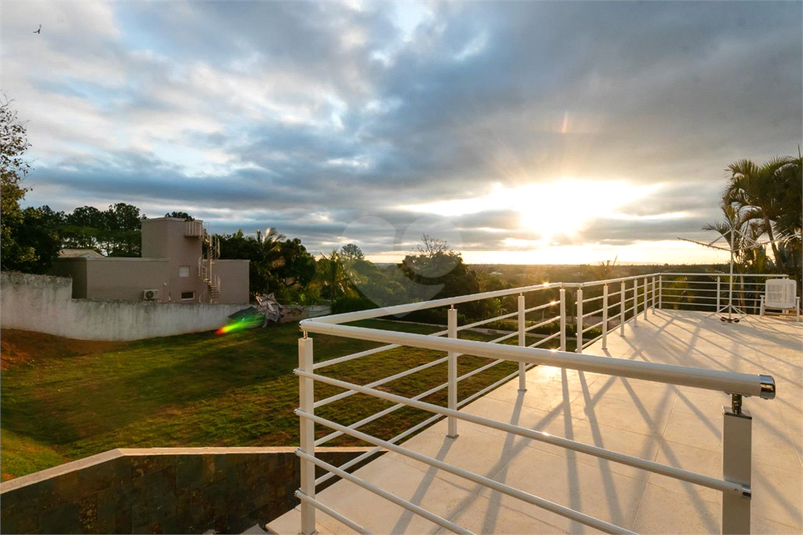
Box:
[479,445,647,533]
[631,483,720,534]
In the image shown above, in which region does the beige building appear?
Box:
[52,218,249,304]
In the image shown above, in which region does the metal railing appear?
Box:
[293,271,786,535]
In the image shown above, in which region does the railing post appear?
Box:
[517,294,527,391]
[633,280,638,327]
[651,276,656,310]
[722,397,752,534]
[620,281,626,336]
[559,287,567,351]
[298,335,316,535]
[576,288,583,353]
[717,276,721,312]
[601,284,609,351]
[447,306,458,438]
[643,278,648,320]
[659,275,663,309]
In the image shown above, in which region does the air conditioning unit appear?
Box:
[143,289,159,301]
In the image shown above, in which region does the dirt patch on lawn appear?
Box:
[1,329,128,370]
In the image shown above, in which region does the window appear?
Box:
[179,265,190,278]
[181,291,194,300]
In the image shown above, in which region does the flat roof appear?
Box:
[268,310,802,534]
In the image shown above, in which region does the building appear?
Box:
[52,217,249,304]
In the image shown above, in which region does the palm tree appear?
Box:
[314,250,351,301]
[725,157,792,266]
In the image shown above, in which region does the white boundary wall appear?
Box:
[0,272,248,341]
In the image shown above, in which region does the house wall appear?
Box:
[84,258,170,302]
[0,447,382,534]
[214,260,250,304]
[0,272,248,341]
[142,218,207,303]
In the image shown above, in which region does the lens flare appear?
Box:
[216,317,257,335]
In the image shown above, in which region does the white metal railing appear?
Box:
[293,271,785,535]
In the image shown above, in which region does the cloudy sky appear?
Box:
[3,1,801,264]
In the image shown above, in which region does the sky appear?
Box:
[3,1,802,265]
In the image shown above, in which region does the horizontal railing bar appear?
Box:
[582,321,603,334]
[457,358,504,383]
[297,375,747,497]
[313,344,401,370]
[314,380,448,447]
[524,315,561,332]
[305,273,785,325]
[310,283,557,325]
[529,331,561,348]
[297,449,473,535]
[583,333,604,349]
[660,301,717,307]
[489,331,519,344]
[297,323,771,396]
[582,295,605,304]
[295,491,373,535]
[525,301,560,314]
[459,311,518,331]
[299,410,635,535]
[316,412,444,485]
[314,356,449,409]
[458,364,538,407]
[582,309,602,319]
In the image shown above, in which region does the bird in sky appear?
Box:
[33,24,41,34]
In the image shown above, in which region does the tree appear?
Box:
[60,203,143,256]
[165,211,194,221]
[340,243,364,261]
[314,250,351,301]
[400,235,491,321]
[0,96,36,270]
[218,228,316,302]
[725,157,791,266]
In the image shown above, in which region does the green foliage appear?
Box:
[314,250,352,301]
[400,235,496,322]
[0,96,41,271]
[340,243,364,261]
[218,229,316,303]
[714,152,803,291]
[59,203,144,256]
[165,211,195,221]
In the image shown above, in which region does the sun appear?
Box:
[514,179,653,242]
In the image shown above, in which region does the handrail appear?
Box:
[308,272,787,324]
[299,321,776,398]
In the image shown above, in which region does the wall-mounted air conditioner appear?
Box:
[143,289,159,301]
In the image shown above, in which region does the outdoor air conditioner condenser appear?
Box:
[143,289,159,300]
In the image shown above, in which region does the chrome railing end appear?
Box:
[759,374,776,400]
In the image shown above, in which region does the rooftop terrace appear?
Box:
[266,273,801,534]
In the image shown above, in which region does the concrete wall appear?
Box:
[214,260,250,305]
[0,447,381,534]
[0,272,249,341]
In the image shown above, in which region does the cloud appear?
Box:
[3,0,801,262]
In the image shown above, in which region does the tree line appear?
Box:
[705,153,802,285]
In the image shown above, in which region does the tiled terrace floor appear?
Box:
[268,310,802,534]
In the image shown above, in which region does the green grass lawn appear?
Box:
[1,319,539,481]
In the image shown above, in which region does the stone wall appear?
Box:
[0,447,381,534]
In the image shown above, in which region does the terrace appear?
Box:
[267,272,801,535]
